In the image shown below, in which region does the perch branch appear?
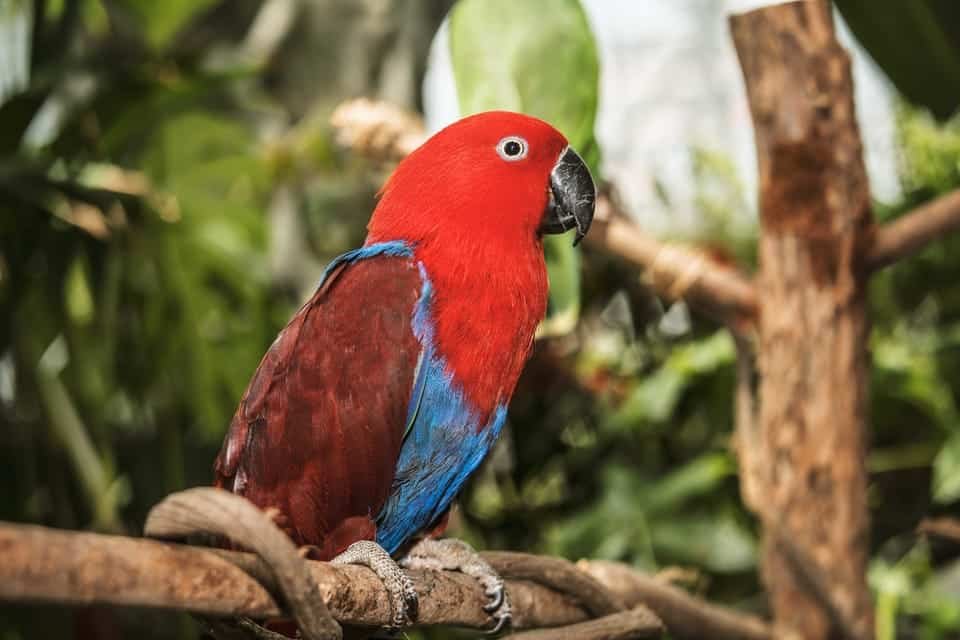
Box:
[145,488,340,640]
[0,520,587,631]
[0,518,769,639]
[868,189,960,271]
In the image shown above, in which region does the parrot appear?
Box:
[213,111,595,631]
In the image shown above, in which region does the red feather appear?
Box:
[214,255,422,559]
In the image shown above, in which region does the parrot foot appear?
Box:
[331,540,418,629]
[401,538,512,634]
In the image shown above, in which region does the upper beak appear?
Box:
[540,146,596,246]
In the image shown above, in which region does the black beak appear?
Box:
[540,146,596,246]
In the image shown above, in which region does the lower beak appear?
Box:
[539,146,596,246]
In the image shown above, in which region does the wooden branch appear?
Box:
[580,560,771,640]
[507,607,663,640]
[918,517,960,543]
[868,189,960,270]
[0,521,585,631]
[485,552,625,616]
[586,199,757,329]
[145,488,340,639]
[0,521,770,639]
[731,1,874,639]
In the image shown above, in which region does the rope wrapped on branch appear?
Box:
[0,488,770,639]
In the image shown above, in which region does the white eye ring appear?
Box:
[496,136,528,162]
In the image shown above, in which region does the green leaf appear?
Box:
[650,512,756,573]
[64,253,95,327]
[872,326,960,431]
[640,452,736,514]
[448,0,600,335]
[540,234,580,335]
[836,0,960,120]
[542,458,748,571]
[610,367,686,427]
[606,331,734,430]
[933,433,960,503]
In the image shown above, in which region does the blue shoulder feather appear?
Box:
[317,240,414,288]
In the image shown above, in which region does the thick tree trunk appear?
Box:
[729,2,874,639]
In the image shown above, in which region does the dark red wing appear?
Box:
[214,255,422,558]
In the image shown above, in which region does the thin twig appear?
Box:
[579,560,772,640]
[506,607,664,640]
[868,189,960,271]
[917,517,960,543]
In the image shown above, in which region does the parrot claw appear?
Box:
[401,538,512,634]
[483,585,504,613]
[331,540,418,628]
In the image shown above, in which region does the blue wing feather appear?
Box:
[376,262,507,554]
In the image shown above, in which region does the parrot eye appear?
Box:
[496,136,528,162]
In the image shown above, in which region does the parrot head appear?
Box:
[368,111,595,248]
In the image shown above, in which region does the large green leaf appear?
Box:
[448,0,600,336]
[836,0,960,120]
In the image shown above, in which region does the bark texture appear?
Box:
[730,2,874,638]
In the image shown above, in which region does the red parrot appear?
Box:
[214,111,595,630]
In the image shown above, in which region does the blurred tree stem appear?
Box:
[35,353,124,533]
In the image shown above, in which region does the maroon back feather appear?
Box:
[214,256,422,559]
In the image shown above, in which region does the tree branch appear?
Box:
[586,198,757,329]
[917,517,960,543]
[507,607,663,640]
[868,189,960,271]
[580,560,771,640]
[0,521,589,631]
[0,520,769,639]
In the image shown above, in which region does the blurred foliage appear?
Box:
[1,1,960,639]
[0,0,381,636]
[1,0,279,541]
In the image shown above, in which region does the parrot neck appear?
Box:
[418,237,547,419]
[376,232,547,420]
